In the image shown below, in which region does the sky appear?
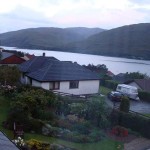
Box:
[0,0,150,33]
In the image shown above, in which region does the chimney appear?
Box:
[43,52,45,57]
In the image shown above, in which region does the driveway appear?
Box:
[105,97,150,114]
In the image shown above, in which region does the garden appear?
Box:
[0,66,149,150]
[0,84,124,150]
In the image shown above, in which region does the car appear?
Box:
[107,91,123,101]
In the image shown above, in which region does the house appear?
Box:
[0,131,19,150]
[113,73,127,83]
[124,79,150,92]
[19,56,100,95]
[0,51,25,66]
[107,70,115,78]
[21,54,35,61]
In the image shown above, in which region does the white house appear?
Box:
[19,56,100,95]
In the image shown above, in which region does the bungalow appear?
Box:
[124,79,150,92]
[0,51,25,66]
[19,56,100,95]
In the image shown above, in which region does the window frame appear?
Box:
[49,81,60,90]
[69,81,79,89]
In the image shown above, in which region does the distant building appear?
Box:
[0,51,25,66]
[113,73,127,83]
[124,79,150,92]
[107,70,115,77]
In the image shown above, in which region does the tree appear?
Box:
[119,96,130,113]
[125,72,148,80]
[0,66,20,85]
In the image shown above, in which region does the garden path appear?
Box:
[124,137,150,150]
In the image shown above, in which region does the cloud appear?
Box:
[0,0,149,32]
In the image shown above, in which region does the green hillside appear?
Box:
[0,27,104,50]
[65,23,150,59]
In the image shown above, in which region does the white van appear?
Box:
[116,84,140,101]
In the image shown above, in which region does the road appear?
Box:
[105,97,150,114]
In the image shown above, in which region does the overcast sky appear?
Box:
[0,0,150,33]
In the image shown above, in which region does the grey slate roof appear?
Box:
[0,131,19,150]
[19,56,100,81]
[19,56,58,73]
[1,52,13,60]
[26,59,100,81]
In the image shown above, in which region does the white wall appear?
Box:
[23,78,100,95]
[32,80,41,87]
[54,80,100,95]
[41,82,49,90]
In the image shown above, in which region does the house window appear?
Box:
[70,81,79,89]
[49,82,60,90]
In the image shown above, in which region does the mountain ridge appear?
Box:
[0,24,150,60]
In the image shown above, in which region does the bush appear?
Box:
[26,139,50,150]
[37,110,55,121]
[102,80,118,90]
[119,96,130,113]
[139,90,150,102]
[29,119,44,133]
[111,126,128,137]
[111,110,150,138]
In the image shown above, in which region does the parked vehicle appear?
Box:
[108,91,123,101]
[116,84,140,101]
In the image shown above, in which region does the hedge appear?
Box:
[110,110,150,138]
[101,80,118,90]
[138,90,150,102]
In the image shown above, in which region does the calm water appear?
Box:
[2,46,150,76]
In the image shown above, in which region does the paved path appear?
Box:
[124,138,150,150]
[105,97,150,114]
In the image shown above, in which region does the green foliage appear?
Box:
[125,72,147,80]
[85,97,111,128]
[119,97,130,113]
[111,110,150,138]
[139,90,150,102]
[102,80,118,90]
[0,66,20,85]
[83,64,108,74]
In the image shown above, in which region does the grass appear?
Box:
[100,86,112,96]
[0,94,123,150]
[25,133,123,150]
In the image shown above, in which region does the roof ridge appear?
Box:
[41,61,53,80]
[26,56,38,72]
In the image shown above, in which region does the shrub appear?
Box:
[119,96,130,113]
[26,139,50,150]
[29,119,44,133]
[111,126,128,137]
[37,110,55,121]
[139,90,150,102]
[102,80,118,90]
[111,110,150,138]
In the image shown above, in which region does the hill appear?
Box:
[1,24,150,60]
[0,27,104,50]
[64,23,150,59]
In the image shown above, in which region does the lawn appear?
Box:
[0,95,123,150]
[25,133,123,150]
[100,86,112,96]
